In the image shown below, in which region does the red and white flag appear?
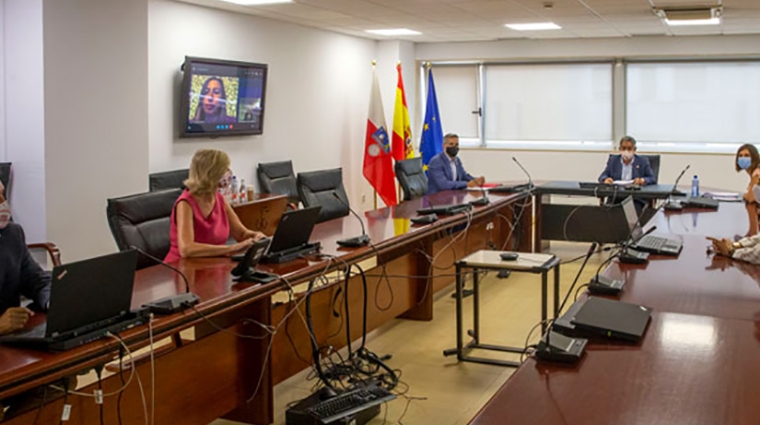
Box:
[363,65,398,207]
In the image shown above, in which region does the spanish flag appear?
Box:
[392,63,414,161]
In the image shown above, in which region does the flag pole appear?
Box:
[374,191,378,210]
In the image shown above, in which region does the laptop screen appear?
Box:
[621,197,642,240]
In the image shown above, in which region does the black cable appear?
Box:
[57,377,70,425]
[574,283,590,301]
[368,241,394,312]
[305,276,335,390]
[32,384,48,425]
[188,305,271,340]
[117,344,125,425]
[343,264,353,362]
[96,366,104,425]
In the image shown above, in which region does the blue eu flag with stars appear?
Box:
[420,69,443,171]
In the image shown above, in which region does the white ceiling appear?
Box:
[176,0,760,42]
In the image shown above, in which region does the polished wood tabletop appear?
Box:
[470,312,760,425]
[0,188,525,399]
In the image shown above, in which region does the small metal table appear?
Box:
[443,250,561,367]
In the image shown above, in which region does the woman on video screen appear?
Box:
[192,77,236,124]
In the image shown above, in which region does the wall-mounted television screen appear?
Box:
[179,56,268,138]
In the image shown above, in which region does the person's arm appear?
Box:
[639,158,656,185]
[598,157,614,183]
[458,159,476,182]
[19,249,51,312]
[224,201,265,241]
[745,171,760,202]
[731,243,760,264]
[428,157,467,190]
[175,201,252,258]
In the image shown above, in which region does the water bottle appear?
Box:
[231,176,239,203]
[239,179,247,203]
[691,175,700,198]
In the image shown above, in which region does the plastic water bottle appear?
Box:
[239,179,247,203]
[691,175,700,198]
[231,176,239,203]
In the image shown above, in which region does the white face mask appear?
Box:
[0,200,11,229]
[621,151,634,162]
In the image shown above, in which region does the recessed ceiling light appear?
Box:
[219,0,293,5]
[366,29,422,36]
[665,17,721,26]
[505,22,561,31]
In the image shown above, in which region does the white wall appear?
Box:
[415,35,760,193]
[44,0,149,262]
[1,0,46,243]
[0,1,5,162]
[148,0,379,210]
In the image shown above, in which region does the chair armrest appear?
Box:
[27,243,62,267]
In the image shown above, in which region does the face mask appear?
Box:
[0,201,11,230]
[446,146,459,157]
[218,170,233,194]
[621,151,634,162]
[738,157,752,170]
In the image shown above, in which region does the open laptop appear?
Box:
[623,197,682,256]
[570,296,652,342]
[0,250,144,351]
[261,206,322,263]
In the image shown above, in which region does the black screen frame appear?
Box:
[179,56,268,139]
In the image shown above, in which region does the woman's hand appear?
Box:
[707,237,734,257]
[0,307,33,335]
[230,238,255,255]
[603,178,613,184]
[243,230,266,241]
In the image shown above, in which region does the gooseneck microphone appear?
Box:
[512,157,534,189]
[131,246,200,314]
[665,164,691,210]
[332,192,370,247]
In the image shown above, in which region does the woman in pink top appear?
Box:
[164,149,263,263]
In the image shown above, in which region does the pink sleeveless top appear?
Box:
[164,190,230,263]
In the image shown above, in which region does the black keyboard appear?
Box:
[306,385,396,423]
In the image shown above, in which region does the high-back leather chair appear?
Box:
[395,158,428,201]
[257,160,300,204]
[149,169,189,192]
[641,154,661,183]
[0,162,12,200]
[297,168,349,223]
[106,189,182,269]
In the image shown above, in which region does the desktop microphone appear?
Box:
[332,192,370,247]
[131,246,200,314]
[534,243,595,363]
[665,164,691,210]
[470,181,490,206]
[512,157,535,190]
[617,225,657,264]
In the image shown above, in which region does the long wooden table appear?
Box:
[0,189,532,424]
[470,199,760,425]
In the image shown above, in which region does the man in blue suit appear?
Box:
[598,136,655,186]
[426,133,485,195]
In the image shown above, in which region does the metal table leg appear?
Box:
[541,271,548,333]
[554,264,561,318]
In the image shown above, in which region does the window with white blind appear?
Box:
[627,61,760,151]
[483,63,613,148]
[428,65,480,146]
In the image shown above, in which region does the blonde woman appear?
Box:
[164,149,263,262]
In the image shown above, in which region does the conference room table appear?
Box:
[0,188,532,425]
[469,200,760,425]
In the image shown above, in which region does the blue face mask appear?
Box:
[738,157,752,170]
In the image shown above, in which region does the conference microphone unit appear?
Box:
[618,225,657,264]
[511,157,535,190]
[470,181,490,206]
[665,164,691,210]
[131,246,200,315]
[332,192,371,247]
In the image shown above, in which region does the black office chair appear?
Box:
[395,158,428,201]
[149,169,189,192]
[257,160,300,204]
[106,188,182,269]
[641,154,661,183]
[297,168,350,223]
[0,162,12,200]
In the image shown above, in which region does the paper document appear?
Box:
[613,180,635,186]
[704,191,742,202]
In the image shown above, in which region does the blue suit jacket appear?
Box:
[598,154,656,185]
[426,151,475,195]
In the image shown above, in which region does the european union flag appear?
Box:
[420,69,443,171]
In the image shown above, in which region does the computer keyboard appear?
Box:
[636,235,667,251]
[306,385,396,423]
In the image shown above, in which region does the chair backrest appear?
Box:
[106,189,182,269]
[0,162,12,200]
[641,154,661,183]
[149,169,189,192]
[297,168,349,223]
[395,158,427,201]
[257,160,300,204]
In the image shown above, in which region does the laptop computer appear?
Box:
[683,196,720,209]
[0,250,144,351]
[623,197,682,256]
[261,206,322,264]
[570,296,652,342]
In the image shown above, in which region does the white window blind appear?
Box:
[483,63,613,147]
[627,62,760,147]
[430,65,480,144]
